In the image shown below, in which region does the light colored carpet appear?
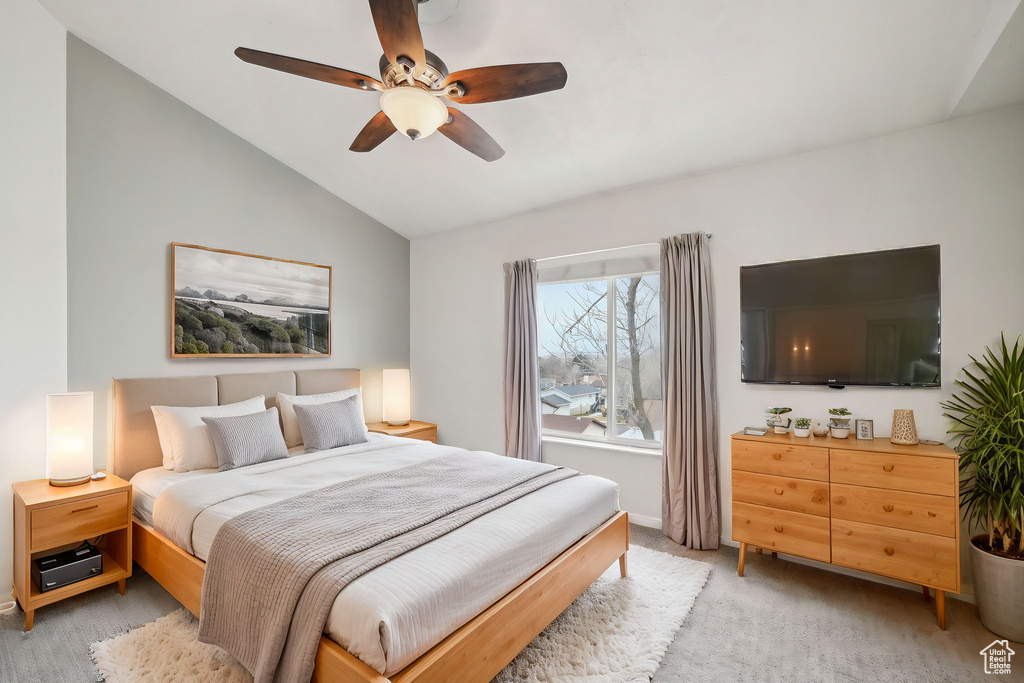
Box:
[3,524,1016,682]
[89,546,711,682]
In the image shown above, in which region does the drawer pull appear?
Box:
[882,504,894,512]
[774,488,784,495]
[884,547,895,556]
[774,525,784,533]
[772,453,782,460]
[71,505,98,513]
[882,464,894,472]
[927,511,937,518]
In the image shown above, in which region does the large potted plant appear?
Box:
[941,334,1024,641]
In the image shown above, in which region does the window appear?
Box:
[537,248,662,447]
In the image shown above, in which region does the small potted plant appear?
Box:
[941,334,1024,641]
[765,407,792,434]
[793,417,811,437]
[828,408,853,438]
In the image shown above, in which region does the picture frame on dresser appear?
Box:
[730,430,959,629]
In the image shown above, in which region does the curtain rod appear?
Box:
[535,234,711,263]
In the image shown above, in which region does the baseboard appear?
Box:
[719,538,975,603]
[626,513,661,529]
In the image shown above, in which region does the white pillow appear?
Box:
[276,388,367,448]
[151,395,266,472]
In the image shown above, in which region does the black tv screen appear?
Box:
[740,245,940,387]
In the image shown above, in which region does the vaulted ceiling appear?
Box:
[39,0,1024,238]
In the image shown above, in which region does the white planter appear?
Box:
[830,427,851,439]
[971,535,1024,642]
[793,427,810,437]
[773,426,788,434]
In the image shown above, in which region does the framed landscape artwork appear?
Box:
[171,243,331,358]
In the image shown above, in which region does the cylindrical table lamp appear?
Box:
[382,369,411,426]
[46,392,94,487]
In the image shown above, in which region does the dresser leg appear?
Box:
[936,590,946,630]
[755,547,762,554]
[24,609,34,632]
[118,579,126,596]
[922,586,930,602]
[619,552,628,578]
[738,542,747,576]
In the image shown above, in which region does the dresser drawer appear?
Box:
[831,519,957,590]
[831,484,956,537]
[829,450,955,495]
[732,501,831,562]
[31,491,129,551]
[732,440,829,481]
[733,470,830,517]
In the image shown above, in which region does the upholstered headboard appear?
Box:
[111,368,361,479]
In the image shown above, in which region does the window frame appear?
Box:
[538,270,662,451]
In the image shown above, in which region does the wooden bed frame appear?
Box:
[133,511,629,683]
[114,369,629,681]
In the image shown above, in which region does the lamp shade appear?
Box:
[382,369,411,426]
[46,392,94,486]
[379,87,448,140]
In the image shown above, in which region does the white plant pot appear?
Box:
[830,427,851,439]
[773,426,788,434]
[971,535,1024,642]
[793,428,810,437]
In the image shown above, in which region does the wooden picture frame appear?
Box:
[171,243,331,358]
[856,418,874,440]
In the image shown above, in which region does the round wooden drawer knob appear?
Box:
[884,547,895,556]
[774,525,784,533]
[774,488,784,495]
[882,504,894,512]
[883,464,894,472]
[772,453,782,460]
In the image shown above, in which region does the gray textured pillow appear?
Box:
[202,407,289,472]
[293,396,369,453]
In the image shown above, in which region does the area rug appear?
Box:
[91,545,711,682]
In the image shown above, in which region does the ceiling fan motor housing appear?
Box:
[379,50,449,89]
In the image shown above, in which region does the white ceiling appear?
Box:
[38,0,1024,238]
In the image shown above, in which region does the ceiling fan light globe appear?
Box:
[380,87,448,140]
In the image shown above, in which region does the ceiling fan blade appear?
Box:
[368,0,426,76]
[235,47,383,91]
[438,108,504,162]
[350,111,397,152]
[442,63,567,104]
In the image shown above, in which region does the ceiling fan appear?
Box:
[235,0,567,162]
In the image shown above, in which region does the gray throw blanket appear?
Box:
[198,451,578,683]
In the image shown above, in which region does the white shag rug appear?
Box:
[91,545,710,682]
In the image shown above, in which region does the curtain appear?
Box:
[503,259,541,461]
[661,233,720,549]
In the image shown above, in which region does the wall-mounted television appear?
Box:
[740,245,940,387]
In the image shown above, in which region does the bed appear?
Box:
[113,368,629,683]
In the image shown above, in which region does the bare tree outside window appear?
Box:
[538,275,662,443]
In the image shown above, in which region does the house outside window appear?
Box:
[536,245,662,449]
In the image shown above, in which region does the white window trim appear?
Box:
[538,268,662,450]
[541,434,663,458]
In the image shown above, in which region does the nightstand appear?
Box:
[12,472,132,631]
[366,420,438,443]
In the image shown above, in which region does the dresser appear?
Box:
[731,431,959,629]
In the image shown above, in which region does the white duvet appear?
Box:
[131,434,619,675]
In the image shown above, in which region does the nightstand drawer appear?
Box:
[732,501,831,562]
[405,427,437,443]
[31,491,129,551]
[732,440,829,481]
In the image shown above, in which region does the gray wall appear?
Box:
[66,35,410,468]
[0,0,67,598]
